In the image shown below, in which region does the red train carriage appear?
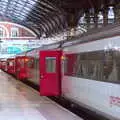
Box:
[24,56,34,80]
[26,49,39,86]
[0,60,2,69]
[15,56,34,80]
[39,50,62,96]
[25,48,62,96]
[7,58,15,75]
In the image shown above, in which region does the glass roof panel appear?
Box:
[0,0,65,37]
[0,2,7,13]
[40,1,56,10]
[0,0,37,20]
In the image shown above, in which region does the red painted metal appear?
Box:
[24,56,34,80]
[0,61,1,69]
[7,58,15,75]
[15,56,30,80]
[40,50,62,96]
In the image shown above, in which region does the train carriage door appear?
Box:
[40,50,62,96]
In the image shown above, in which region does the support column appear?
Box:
[67,13,76,37]
[93,9,98,28]
[113,6,118,23]
[103,8,109,26]
[114,4,120,23]
[85,10,90,29]
[66,8,81,38]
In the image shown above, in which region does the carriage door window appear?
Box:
[20,59,24,68]
[28,59,34,68]
[9,61,13,66]
[46,57,56,73]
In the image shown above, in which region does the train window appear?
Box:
[112,50,120,81]
[76,60,87,77]
[18,59,24,68]
[75,55,83,77]
[46,57,56,73]
[85,60,95,79]
[27,58,34,68]
[103,50,114,81]
[87,51,104,60]
[92,60,104,81]
[64,51,104,80]
[64,50,120,83]
[9,61,13,66]
[64,57,68,74]
[64,54,77,75]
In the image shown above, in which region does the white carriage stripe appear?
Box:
[64,36,120,53]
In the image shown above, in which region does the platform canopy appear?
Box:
[0,0,119,37]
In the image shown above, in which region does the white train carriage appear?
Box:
[61,25,120,120]
[62,36,120,120]
[13,24,120,119]
[39,25,120,119]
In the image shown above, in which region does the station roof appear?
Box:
[0,0,119,38]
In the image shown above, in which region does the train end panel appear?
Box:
[39,50,62,96]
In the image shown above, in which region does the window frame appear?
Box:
[11,27,19,37]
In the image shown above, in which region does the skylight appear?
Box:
[0,0,37,21]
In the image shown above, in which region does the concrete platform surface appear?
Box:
[0,70,83,120]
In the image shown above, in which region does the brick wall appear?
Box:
[0,22,37,39]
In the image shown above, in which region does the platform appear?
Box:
[0,70,83,120]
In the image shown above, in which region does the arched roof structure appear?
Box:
[0,0,119,38]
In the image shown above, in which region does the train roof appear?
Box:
[0,58,7,61]
[18,23,120,54]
